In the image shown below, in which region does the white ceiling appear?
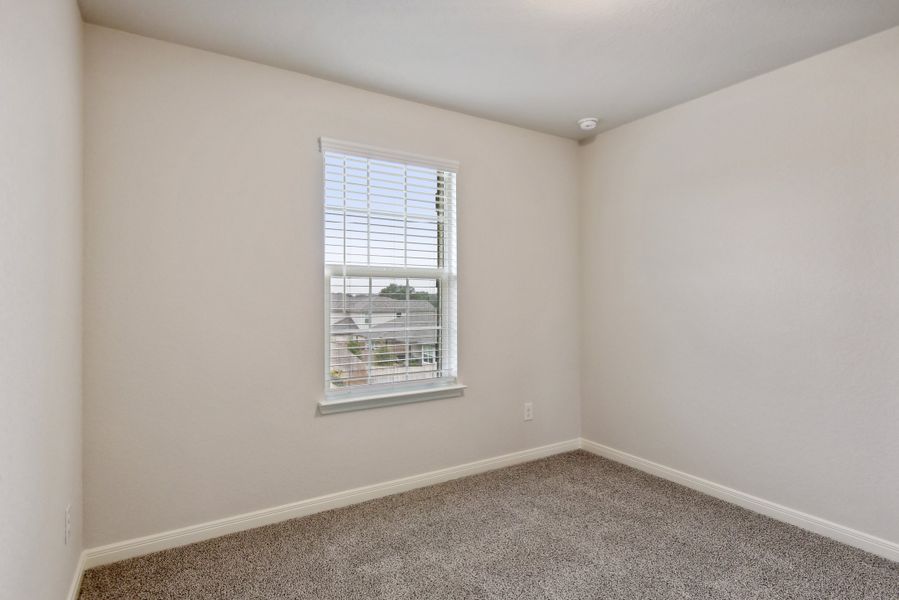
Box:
[78,0,899,139]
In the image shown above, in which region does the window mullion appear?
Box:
[403,164,408,270]
[367,277,373,385]
[403,165,410,382]
[341,155,347,274]
[404,277,410,381]
[331,265,442,279]
[436,171,445,378]
[365,158,371,267]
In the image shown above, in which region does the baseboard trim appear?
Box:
[79,437,895,574]
[83,438,581,569]
[579,438,899,562]
[66,551,86,600]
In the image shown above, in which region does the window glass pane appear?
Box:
[329,276,441,389]
[323,152,445,269]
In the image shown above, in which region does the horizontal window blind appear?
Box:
[321,138,458,396]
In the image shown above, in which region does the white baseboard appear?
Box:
[66,551,86,600]
[76,436,896,580]
[580,438,899,562]
[82,438,581,569]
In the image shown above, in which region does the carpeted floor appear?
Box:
[79,451,898,599]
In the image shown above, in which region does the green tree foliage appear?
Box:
[347,339,364,357]
[379,284,439,308]
[373,341,401,366]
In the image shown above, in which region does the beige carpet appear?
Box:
[80,451,898,599]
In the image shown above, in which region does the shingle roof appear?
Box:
[330,294,436,314]
[369,313,438,345]
[331,316,359,335]
[332,312,438,346]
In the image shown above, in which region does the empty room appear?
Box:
[3,1,899,598]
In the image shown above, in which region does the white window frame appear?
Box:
[318,138,464,414]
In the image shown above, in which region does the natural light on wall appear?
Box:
[319,138,463,414]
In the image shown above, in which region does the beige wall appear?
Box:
[83,19,899,554]
[0,0,83,597]
[580,26,899,544]
[83,25,581,547]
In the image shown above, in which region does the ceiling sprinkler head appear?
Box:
[578,117,599,131]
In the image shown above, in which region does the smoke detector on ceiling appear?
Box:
[578,117,599,131]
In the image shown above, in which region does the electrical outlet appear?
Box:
[523,402,534,421]
[65,504,71,545]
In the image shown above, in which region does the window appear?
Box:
[319,138,463,413]
[422,344,437,365]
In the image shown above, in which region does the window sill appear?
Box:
[318,383,467,415]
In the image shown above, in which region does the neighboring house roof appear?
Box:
[333,312,438,346]
[332,316,358,335]
[369,313,438,345]
[330,294,439,346]
[330,294,436,314]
